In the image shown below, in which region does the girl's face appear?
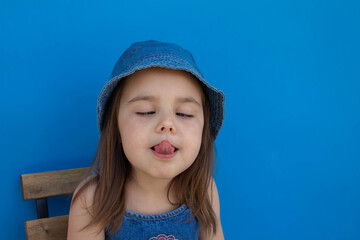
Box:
[117,68,204,181]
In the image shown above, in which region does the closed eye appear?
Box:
[136,111,155,115]
[176,113,193,118]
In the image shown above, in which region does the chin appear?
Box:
[150,169,182,180]
[152,172,177,180]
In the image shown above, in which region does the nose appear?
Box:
[155,113,177,134]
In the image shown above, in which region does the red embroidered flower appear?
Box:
[149,234,177,240]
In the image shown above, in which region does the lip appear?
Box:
[151,149,177,159]
[151,140,178,159]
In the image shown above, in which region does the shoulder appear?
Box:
[73,175,98,208]
[199,178,225,240]
[209,178,220,215]
[67,176,105,240]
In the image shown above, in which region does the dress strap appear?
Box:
[91,169,99,176]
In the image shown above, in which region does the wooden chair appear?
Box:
[20,167,90,240]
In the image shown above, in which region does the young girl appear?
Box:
[67,40,225,240]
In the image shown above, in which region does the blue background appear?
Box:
[1,0,359,239]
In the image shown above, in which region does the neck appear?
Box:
[125,171,179,214]
[130,170,174,198]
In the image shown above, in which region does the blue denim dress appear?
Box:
[105,204,200,240]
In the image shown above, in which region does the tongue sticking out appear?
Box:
[154,141,175,155]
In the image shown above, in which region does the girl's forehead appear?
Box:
[122,68,204,99]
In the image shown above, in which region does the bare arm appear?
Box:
[199,178,224,240]
[67,179,105,240]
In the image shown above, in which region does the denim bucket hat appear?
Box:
[97,40,225,138]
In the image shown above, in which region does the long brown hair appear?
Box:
[72,72,217,236]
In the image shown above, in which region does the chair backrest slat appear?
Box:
[21,167,90,200]
[25,215,68,240]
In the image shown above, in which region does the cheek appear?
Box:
[120,133,146,166]
[118,119,148,158]
[119,113,148,137]
[183,123,203,156]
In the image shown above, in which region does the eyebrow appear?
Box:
[128,95,201,107]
